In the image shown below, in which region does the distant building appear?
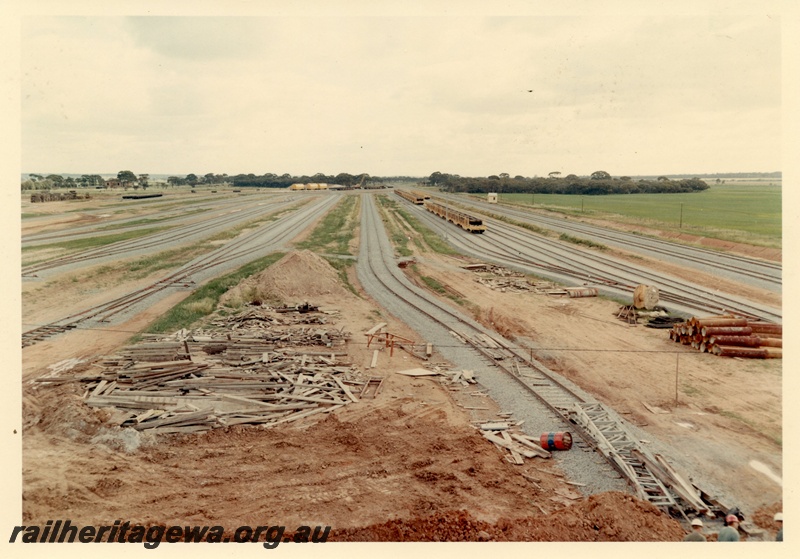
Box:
[288,183,330,191]
[488,192,498,203]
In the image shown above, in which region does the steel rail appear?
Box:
[22,199,301,276]
[22,193,285,244]
[398,199,781,323]
[22,196,338,347]
[439,194,782,288]
[361,193,686,510]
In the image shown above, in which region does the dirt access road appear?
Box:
[19,193,783,541]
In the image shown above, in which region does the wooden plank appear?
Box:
[370,350,379,368]
[482,431,540,459]
[220,394,317,411]
[510,434,552,458]
[365,322,387,336]
[499,431,525,464]
[521,472,542,490]
[268,404,345,426]
[480,422,510,431]
[91,380,108,397]
[398,368,440,377]
[642,401,670,415]
[334,378,359,403]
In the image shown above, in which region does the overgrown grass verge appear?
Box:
[377,195,459,256]
[558,233,608,250]
[410,264,467,305]
[22,226,169,253]
[291,196,361,297]
[375,196,413,257]
[142,252,286,336]
[325,256,360,297]
[295,195,359,255]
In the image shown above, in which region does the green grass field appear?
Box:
[493,183,781,247]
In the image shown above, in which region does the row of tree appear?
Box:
[427,171,710,195]
[228,172,374,188]
[22,173,106,191]
[21,172,152,191]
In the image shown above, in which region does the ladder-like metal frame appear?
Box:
[570,402,676,508]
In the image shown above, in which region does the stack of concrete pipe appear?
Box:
[669,314,782,358]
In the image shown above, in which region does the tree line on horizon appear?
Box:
[427,171,710,195]
[27,168,780,194]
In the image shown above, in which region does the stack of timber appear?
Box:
[80,350,363,434]
[463,263,562,294]
[73,306,363,433]
[473,276,534,293]
[478,421,552,466]
[669,315,782,359]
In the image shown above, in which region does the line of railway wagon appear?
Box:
[395,190,486,233]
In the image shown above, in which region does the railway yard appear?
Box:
[19,187,783,542]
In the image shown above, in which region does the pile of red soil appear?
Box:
[331,492,686,542]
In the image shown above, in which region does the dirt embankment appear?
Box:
[22,247,781,541]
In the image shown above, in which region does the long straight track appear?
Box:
[438,193,781,291]
[22,195,338,347]
[400,198,781,323]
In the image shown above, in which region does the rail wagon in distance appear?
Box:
[396,190,425,205]
[424,200,486,233]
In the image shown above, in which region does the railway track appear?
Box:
[439,194,782,291]
[22,195,339,348]
[360,193,711,514]
[398,198,781,323]
[22,193,266,244]
[22,197,304,277]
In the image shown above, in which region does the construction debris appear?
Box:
[37,306,371,433]
[670,315,782,358]
[633,284,660,310]
[478,421,552,463]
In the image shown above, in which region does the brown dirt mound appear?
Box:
[330,492,685,541]
[221,250,352,306]
[752,500,782,537]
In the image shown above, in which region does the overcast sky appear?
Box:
[19,7,787,178]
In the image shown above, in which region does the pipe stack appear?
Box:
[669,315,782,359]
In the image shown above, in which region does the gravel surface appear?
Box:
[60,194,342,330]
[438,192,782,293]
[364,192,764,516]
[356,193,629,496]
[398,196,781,322]
[22,192,282,244]
[23,195,304,278]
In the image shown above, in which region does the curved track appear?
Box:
[22,195,339,347]
[438,193,782,292]
[23,196,302,277]
[357,193,694,504]
[400,198,781,323]
[22,193,268,244]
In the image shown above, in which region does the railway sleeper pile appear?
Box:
[65,307,362,434]
[478,421,552,463]
[462,263,587,295]
[77,350,364,434]
[669,315,782,359]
